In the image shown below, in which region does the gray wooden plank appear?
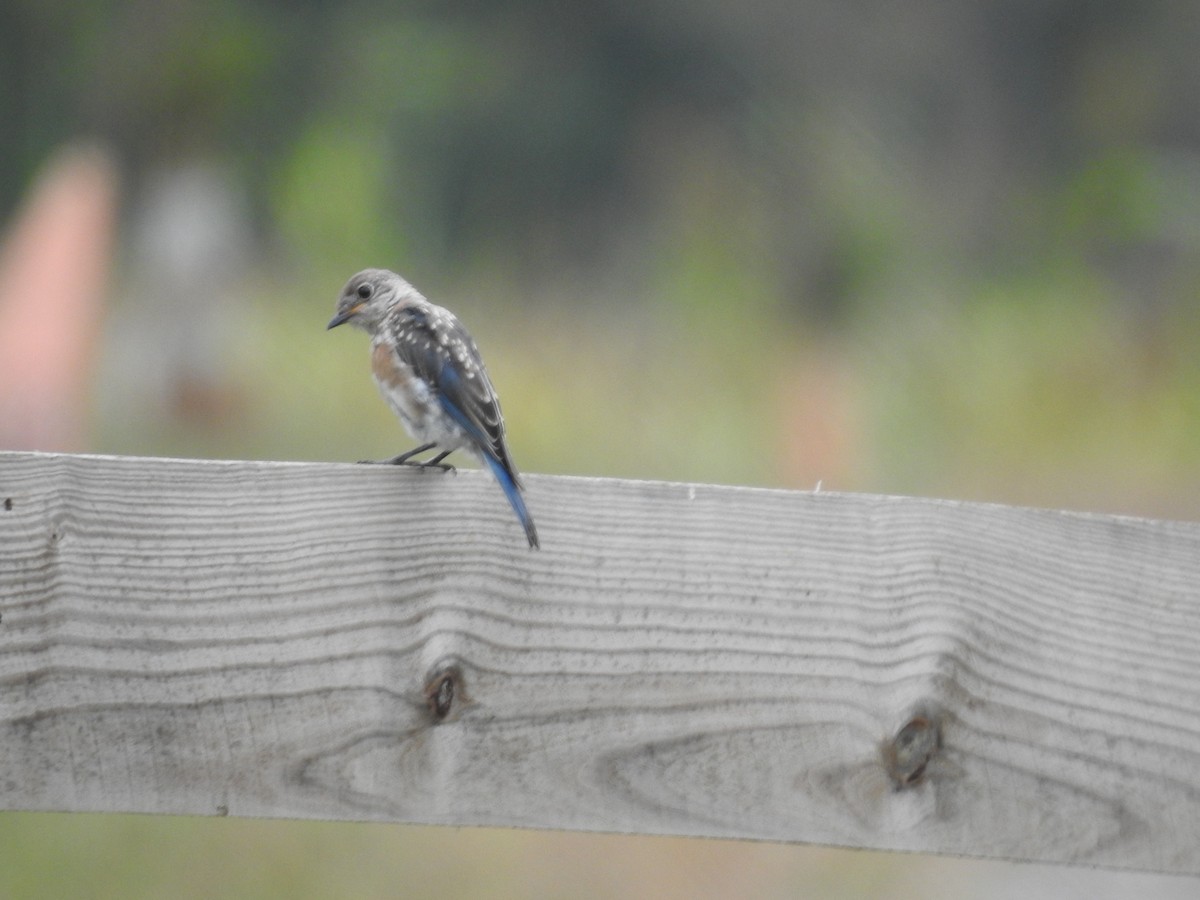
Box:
[1,451,1198,874]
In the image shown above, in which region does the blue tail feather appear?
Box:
[483,454,539,548]
[438,384,538,548]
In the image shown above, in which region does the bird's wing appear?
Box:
[388,304,518,479]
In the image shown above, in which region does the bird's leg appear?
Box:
[384,443,439,466]
[358,442,435,465]
[423,449,456,474]
[357,443,454,472]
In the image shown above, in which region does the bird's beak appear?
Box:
[326,304,362,330]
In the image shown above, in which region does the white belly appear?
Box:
[370,340,469,450]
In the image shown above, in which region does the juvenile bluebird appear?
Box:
[328,268,539,548]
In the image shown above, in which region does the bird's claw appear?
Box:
[355,456,454,473]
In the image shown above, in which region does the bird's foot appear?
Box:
[413,449,455,473]
[357,444,454,473]
[411,459,456,473]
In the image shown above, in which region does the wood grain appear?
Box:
[1,451,1199,874]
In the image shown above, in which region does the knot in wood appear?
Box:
[883,711,941,788]
[424,659,464,722]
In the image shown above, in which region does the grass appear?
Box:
[92,261,1200,523]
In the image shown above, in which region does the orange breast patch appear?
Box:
[371,341,412,392]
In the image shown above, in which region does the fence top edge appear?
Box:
[1,449,1196,531]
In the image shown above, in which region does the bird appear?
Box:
[327,268,539,548]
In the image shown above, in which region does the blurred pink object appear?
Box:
[0,144,118,450]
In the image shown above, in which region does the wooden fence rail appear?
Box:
[1,451,1198,875]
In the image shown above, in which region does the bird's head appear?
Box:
[327,268,419,332]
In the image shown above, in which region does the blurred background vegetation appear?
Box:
[1,1,1199,897]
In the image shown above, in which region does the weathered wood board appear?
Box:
[1,451,1198,874]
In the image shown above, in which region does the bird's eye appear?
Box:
[356,284,373,300]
